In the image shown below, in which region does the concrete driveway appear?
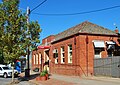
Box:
[48,74,120,85]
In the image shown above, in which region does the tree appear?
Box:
[0,49,4,64]
[0,0,41,63]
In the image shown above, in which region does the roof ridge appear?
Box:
[54,21,117,41]
[84,21,116,33]
[55,21,87,36]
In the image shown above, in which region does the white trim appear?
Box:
[54,48,58,64]
[33,55,36,64]
[44,49,49,51]
[53,49,58,53]
[44,51,45,63]
[55,58,58,64]
[61,46,65,64]
[68,45,72,63]
[94,49,102,58]
[36,54,38,64]
[106,41,116,44]
[39,53,41,64]
[93,40,105,48]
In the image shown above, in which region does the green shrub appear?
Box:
[40,71,46,77]
[44,70,48,74]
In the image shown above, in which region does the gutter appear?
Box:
[51,32,118,44]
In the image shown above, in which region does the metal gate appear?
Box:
[94,56,120,78]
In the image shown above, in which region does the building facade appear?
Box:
[32,21,120,76]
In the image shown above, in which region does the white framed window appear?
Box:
[39,53,41,64]
[53,49,58,64]
[55,53,58,64]
[94,49,101,58]
[46,51,49,61]
[44,51,45,63]
[33,54,36,64]
[68,44,72,63]
[36,54,38,64]
[61,46,65,63]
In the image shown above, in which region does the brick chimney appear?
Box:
[114,26,119,33]
[115,29,119,33]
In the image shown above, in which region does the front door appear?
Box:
[44,50,49,72]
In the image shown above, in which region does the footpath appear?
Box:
[7,71,120,85]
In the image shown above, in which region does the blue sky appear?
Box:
[1,0,120,43]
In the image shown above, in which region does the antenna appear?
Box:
[113,23,119,33]
[113,23,118,28]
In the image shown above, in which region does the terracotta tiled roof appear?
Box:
[54,21,117,41]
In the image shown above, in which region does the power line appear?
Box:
[32,5,120,16]
[30,0,47,13]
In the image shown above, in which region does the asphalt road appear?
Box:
[0,77,13,85]
[0,77,36,85]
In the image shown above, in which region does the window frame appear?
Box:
[94,49,102,58]
[36,54,39,64]
[61,46,65,64]
[54,48,58,64]
[33,54,36,65]
[68,44,72,63]
[39,53,41,64]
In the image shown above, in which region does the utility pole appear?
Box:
[25,6,30,77]
[11,63,14,82]
[24,0,47,77]
[27,7,30,24]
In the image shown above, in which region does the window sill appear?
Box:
[61,62,65,64]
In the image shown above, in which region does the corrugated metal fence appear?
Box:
[94,56,120,78]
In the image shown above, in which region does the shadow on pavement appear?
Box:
[6,72,40,85]
[18,72,40,81]
[7,72,53,85]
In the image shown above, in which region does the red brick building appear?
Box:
[32,21,120,76]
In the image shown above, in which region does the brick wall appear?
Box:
[42,35,55,44]
[32,34,119,76]
[49,34,119,76]
[32,49,44,72]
